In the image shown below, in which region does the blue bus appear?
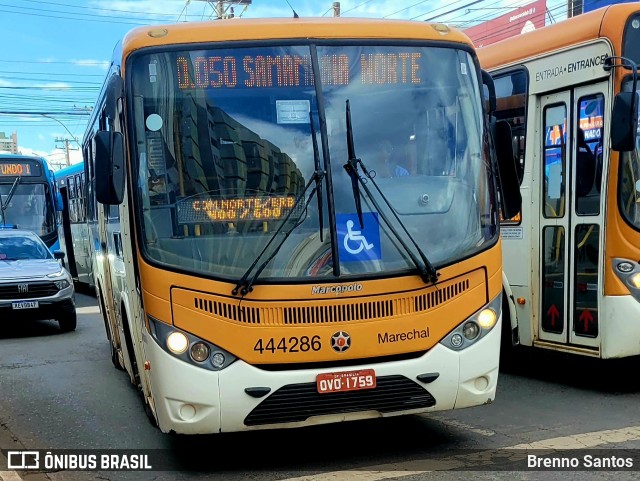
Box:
[0,153,61,251]
[55,161,94,290]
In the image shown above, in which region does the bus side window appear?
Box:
[595,142,603,192]
[575,128,596,198]
[576,94,604,216]
[74,174,83,221]
[67,177,76,223]
[493,69,528,185]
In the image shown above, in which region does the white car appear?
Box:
[0,229,76,331]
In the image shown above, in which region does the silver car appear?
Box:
[0,229,76,331]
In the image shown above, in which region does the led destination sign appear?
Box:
[0,162,38,177]
[177,52,423,90]
[177,195,301,224]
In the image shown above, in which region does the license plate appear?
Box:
[12,301,39,310]
[317,369,376,394]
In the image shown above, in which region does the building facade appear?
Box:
[0,131,19,154]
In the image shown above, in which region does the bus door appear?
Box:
[98,200,130,372]
[538,83,606,350]
[106,204,126,305]
[88,124,125,370]
[58,184,78,280]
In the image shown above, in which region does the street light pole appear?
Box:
[40,114,82,149]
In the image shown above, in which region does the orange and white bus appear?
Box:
[85,16,520,434]
[478,4,640,359]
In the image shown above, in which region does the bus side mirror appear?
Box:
[95,130,125,205]
[611,91,639,152]
[492,120,522,220]
[55,192,63,212]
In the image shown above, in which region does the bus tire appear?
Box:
[98,288,124,371]
[144,400,158,428]
[57,310,77,332]
[500,293,516,368]
[120,309,158,429]
[120,308,142,395]
[109,337,124,371]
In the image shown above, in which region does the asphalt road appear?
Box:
[2,292,640,481]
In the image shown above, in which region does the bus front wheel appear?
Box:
[500,293,517,369]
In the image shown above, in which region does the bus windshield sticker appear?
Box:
[337,212,381,262]
[146,114,163,131]
[276,100,310,124]
[148,62,157,83]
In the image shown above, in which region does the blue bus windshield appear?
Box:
[0,182,57,236]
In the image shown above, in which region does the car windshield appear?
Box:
[129,43,496,282]
[0,235,52,260]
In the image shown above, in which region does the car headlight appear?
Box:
[54,279,70,290]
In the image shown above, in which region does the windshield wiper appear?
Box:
[344,100,364,229]
[342,99,439,285]
[310,111,325,242]
[0,176,20,226]
[232,162,325,297]
[233,111,327,297]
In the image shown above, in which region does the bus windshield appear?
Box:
[130,43,496,281]
[619,78,640,230]
[0,183,56,235]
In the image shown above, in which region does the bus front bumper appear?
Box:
[143,315,501,435]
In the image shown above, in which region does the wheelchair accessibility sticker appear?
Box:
[337,212,381,262]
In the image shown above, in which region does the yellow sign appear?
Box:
[177,196,299,224]
[0,162,35,177]
[177,53,422,90]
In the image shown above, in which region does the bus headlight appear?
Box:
[613,258,640,303]
[477,308,497,329]
[441,293,501,351]
[190,342,210,362]
[148,315,237,371]
[212,352,226,368]
[167,332,189,354]
[463,321,480,340]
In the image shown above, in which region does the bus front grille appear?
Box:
[244,375,435,426]
[189,277,472,325]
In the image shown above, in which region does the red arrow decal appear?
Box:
[579,309,594,332]
[547,304,560,327]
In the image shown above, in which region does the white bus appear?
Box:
[478,4,640,359]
